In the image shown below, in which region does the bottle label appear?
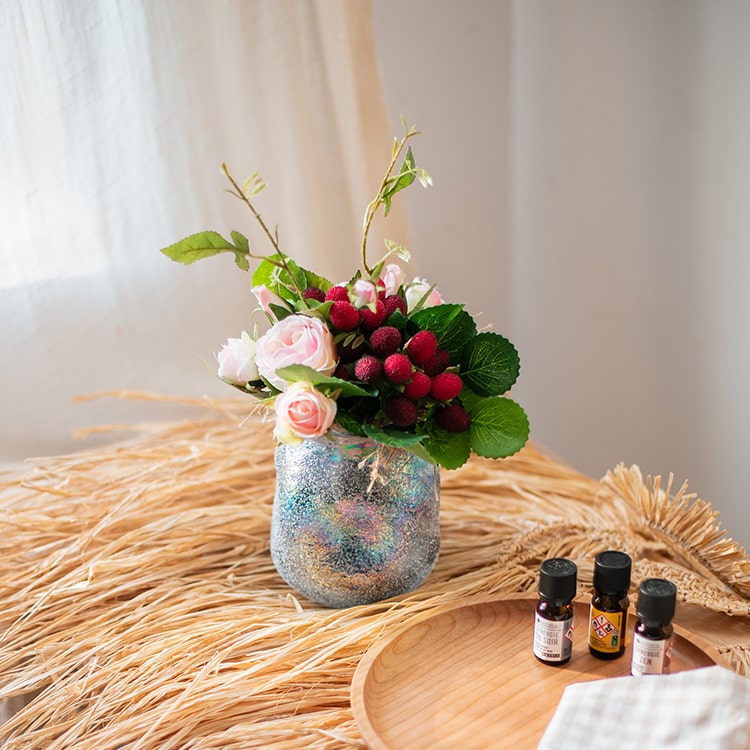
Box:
[631,632,672,675]
[588,606,625,653]
[533,612,573,662]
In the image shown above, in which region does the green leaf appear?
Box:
[421,426,471,470]
[333,413,367,438]
[229,232,250,269]
[467,397,529,459]
[381,147,417,217]
[460,332,520,396]
[362,424,425,449]
[274,365,377,399]
[299,266,333,293]
[410,304,477,362]
[160,231,247,267]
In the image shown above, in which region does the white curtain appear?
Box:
[1,0,407,459]
[4,0,750,549]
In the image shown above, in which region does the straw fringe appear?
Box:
[0,392,747,747]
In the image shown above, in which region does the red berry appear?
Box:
[325,285,350,302]
[406,330,438,365]
[403,371,432,400]
[423,348,451,376]
[303,287,326,302]
[385,396,418,427]
[359,300,386,332]
[337,338,365,362]
[430,372,463,401]
[353,355,383,384]
[369,326,402,357]
[435,404,471,433]
[333,364,352,381]
[383,353,412,384]
[383,294,407,319]
[329,301,359,331]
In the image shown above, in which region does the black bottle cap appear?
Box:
[636,578,677,624]
[539,558,577,604]
[593,550,632,596]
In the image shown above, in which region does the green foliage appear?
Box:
[160,231,250,271]
[467,396,529,459]
[275,365,376,399]
[460,332,520,396]
[421,426,471,470]
[410,304,477,363]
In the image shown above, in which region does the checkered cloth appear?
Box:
[538,666,750,749]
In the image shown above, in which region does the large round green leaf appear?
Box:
[468,396,529,458]
[409,304,477,362]
[460,332,520,396]
[422,426,471,470]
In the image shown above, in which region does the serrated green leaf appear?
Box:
[299,267,333,293]
[230,231,249,252]
[275,364,377,398]
[362,424,425,449]
[160,231,243,266]
[381,147,417,217]
[421,426,471,469]
[252,256,300,301]
[333,413,367,438]
[467,397,529,459]
[460,332,520,396]
[410,304,477,362]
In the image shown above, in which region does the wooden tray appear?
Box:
[351,594,720,750]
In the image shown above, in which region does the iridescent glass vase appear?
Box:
[270,430,440,608]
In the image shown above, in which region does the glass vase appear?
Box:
[270,429,440,608]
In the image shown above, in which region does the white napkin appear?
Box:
[538,666,750,749]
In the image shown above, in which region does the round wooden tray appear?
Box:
[350,594,720,750]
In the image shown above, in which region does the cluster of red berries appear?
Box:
[305,285,471,434]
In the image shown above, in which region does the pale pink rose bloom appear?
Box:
[351,279,378,309]
[405,277,444,312]
[252,285,288,316]
[273,381,337,444]
[382,263,405,296]
[216,331,259,384]
[255,314,338,390]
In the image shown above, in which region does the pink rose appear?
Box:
[405,277,444,312]
[255,314,338,390]
[252,285,288,317]
[216,331,259,384]
[382,263,405,296]
[274,381,337,444]
[351,279,378,310]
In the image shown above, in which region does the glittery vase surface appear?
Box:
[270,430,440,608]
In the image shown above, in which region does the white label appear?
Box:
[533,612,573,662]
[631,633,672,675]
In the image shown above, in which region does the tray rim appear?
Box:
[350,592,724,750]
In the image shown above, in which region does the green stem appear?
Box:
[222,164,310,305]
[360,126,419,276]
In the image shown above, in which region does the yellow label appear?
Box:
[588,606,625,653]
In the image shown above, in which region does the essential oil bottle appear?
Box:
[630,578,677,676]
[533,557,577,666]
[588,550,632,659]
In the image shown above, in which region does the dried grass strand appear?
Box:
[0,392,747,748]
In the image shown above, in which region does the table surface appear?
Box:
[0,395,748,750]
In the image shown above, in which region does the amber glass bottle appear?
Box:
[588,550,632,659]
[533,557,577,666]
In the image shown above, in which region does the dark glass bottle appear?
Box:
[588,550,632,659]
[630,578,677,676]
[533,557,577,666]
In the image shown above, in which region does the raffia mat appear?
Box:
[0,392,749,749]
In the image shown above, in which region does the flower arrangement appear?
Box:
[161,122,529,469]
